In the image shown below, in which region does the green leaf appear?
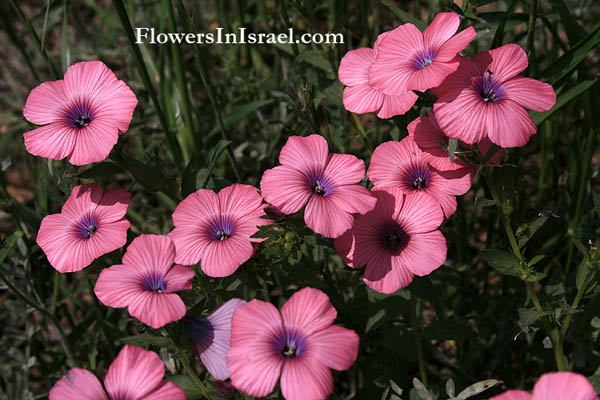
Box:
[518,307,549,333]
[382,0,426,30]
[366,309,386,333]
[167,376,204,399]
[296,50,333,74]
[482,249,522,277]
[533,78,597,125]
[0,232,21,264]
[422,319,472,341]
[119,333,172,347]
[448,138,458,163]
[457,379,502,399]
[77,162,123,179]
[517,214,549,248]
[221,100,275,130]
[528,255,546,267]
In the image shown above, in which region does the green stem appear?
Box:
[560,268,594,342]
[526,0,537,60]
[50,271,60,315]
[411,296,428,386]
[180,355,216,400]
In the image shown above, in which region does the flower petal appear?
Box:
[532,372,598,400]
[94,264,145,308]
[122,235,176,275]
[503,76,556,112]
[281,287,337,335]
[23,122,77,162]
[95,188,131,223]
[218,184,263,220]
[324,153,366,186]
[280,358,333,400]
[128,292,187,329]
[401,231,447,276]
[143,382,187,400]
[278,134,329,171]
[329,185,377,216]
[49,368,108,400]
[67,120,119,165]
[260,165,311,215]
[338,47,375,86]
[199,235,254,277]
[434,88,488,145]
[342,84,384,114]
[104,345,164,399]
[164,265,195,292]
[436,26,476,62]
[61,183,103,220]
[473,44,528,82]
[485,100,537,148]
[309,325,359,370]
[423,12,460,51]
[396,191,444,233]
[23,80,67,125]
[172,189,220,227]
[490,390,533,400]
[377,91,418,119]
[406,59,459,91]
[304,195,354,238]
[363,253,413,294]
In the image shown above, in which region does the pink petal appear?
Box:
[405,59,459,91]
[396,191,444,233]
[309,325,359,370]
[128,291,187,329]
[200,235,254,277]
[228,300,283,398]
[479,136,504,165]
[278,134,328,172]
[532,372,598,400]
[434,89,488,145]
[281,287,337,335]
[424,187,457,218]
[49,368,108,400]
[280,358,333,400]
[368,138,422,188]
[329,185,377,216]
[23,122,77,161]
[423,12,460,51]
[87,218,130,259]
[164,265,195,292]
[324,153,366,187]
[89,79,138,134]
[61,183,103,220]
[432,169,472,196]
[363,253,414,294]
[23,80,67,125]
[304,195,354,238]
[234,204,271,243]
[503,76,556,112]
[491,390,533,400]
[342,84,384,114]
[122,235,176,275]
[473,44,528,82]
[67,120,119,165]
[377,91,418,119]
[260,165,311,215]
[104,345,164,399]
[169,226,206,266]
[218,184,263,219]
[94,264,145,308]
[401,231,447,276]
[436,26,477,62]
[172,189,220,228]
[334,228,357,268]
[338,47,375,86]
[485,100,537,148]
[431,55,481,98]
[143,382,187,400]
[95,188,131,223]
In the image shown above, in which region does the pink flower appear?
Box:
[338,32,418,119]
[228,287,359,400]
[433,44,556,148]
[408,111,503,172]
[367,136,471,218]
[49,345,185,400]
[186,298,246,380]
[37,183,130,273]
[369,12,476,95]
[23,61,138,165]
[94,234,194,329]
[260,134,376,238]
[491,371,599,400]
[169,184,270,277]
[335,188,446,294]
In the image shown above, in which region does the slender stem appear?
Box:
[180,355,216,400]
[50,271,60,315]
[560,268,594,341]
[526,0,537,60]
[411,296,428,386]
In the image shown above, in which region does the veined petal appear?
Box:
[400,231,447,276]
[128,291,187,329]
[49,368,108,400]
[304,195,354,238]
[532,372,598,400]
[104,345,164,399]
[503,76,556,112]
[485,100,537,148]
[423,12,460,51]
[377,91,418,119]
[23,80,67,125]
[260,165,312,215]
[23,122,77,162]
[278,134,329,171]
[338,47,375,86]
[473,44,528,82]
[342,84,384,115]
[436,26,476,62]
[281,287,337,335]
[309,325,359,370]
[280,358,333,400]
[490,390,533,400]
[122,235,176,275]
[68,119,119,165]
[218,184,264,220]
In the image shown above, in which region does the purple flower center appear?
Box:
[73,214,99,239]
[306,169,335,197]
[412,48,437,70]
[64,99,94,129]
[475,70,505,103]
[206,216,236,241]
[402,162,431,190]
[185,317,214,354]
[274,328,307,360]
[142,272,167,293]
[379,221,409,253]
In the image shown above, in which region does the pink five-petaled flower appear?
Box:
[185,298,247,380]
[37,183,130,273]
[368,136,471,218]
[169,183,270,277]
[228,287,359,400]
[260,134,376,238]
[49,344,185,400]
[94,234,195,329]
[491,371,599,400]
[369,12,476,95]
[23,60,138,165]
[338,31,418,119]
[408,111,503,172]
[433,44,556,148]
[335,188,447,294]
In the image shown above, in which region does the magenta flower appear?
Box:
[335,188,446,294]
[228,287,359,400]
[186,298,246,380]
[37,183,130,273]
[368,136,471,218]
[408,111,503,172]
[433,45,556,148]
[23,61,137,165]
[169,184,269,277]
[260,134,376,238]
[94,234,194,329]
[491,372,599,400]
[369,12,476,95]
[338,32,418,118]
[49,345,185,400]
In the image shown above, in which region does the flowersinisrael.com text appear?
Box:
[134,27,344,45]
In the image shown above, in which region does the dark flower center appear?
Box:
[185,317,215,354]
[281,344,297,358]
[274,328,306,360]
[65,100,94,129]
[412,48,437,70]
[402,162,431,190]
[476,70,505,103]
[306,170,335,197]
[379,221,409,253]
[73,214,99,239]
[206,216,235,241]
[142,273,167,293]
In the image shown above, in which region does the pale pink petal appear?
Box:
[164,265,195,292]
[281,287,337,335]
[23,80,67,125]
[278,134,328,171]
[304,195,354,238]
[368,139,421,188]
[324,153,366,186]
[338,47,375,86]
[434,89,488,145]
[309,325,359,370]
[405,59,459,91]
[363,253,413,294]
[49,368,108,400]
[128,291,187,329]
[401,231,447,276]
[436,27,477,62]
[169,226,206,266]
[334,229,357,268]
[200,235,254,277]
[23,122,77,161]
[88,218,130,257]
[329,185,377,216]
[532,372,598,400]
[503,77,556,112]
[122,235,176,275]
[280,358,333,400]
[431,55,481,98]
[63,61,119,103]
[424,188,457,218]
[423,12,460,51]
[377,91,418,119]
[61,183,103,220]
[143,382,187,400]
[432,169,472,196]
[473,44,528,82]
[104,345,164,399]
[228,300,283,398]
[260,165,311,215]
[37,213,83,273]
[91,79,138,134]
[234,205,271,243]
[485,100,537,148]
[342,84,384,114]
[396,191,444,233]
[94,189,131,223]
[491,390,533,400]
[94,264,145,308]
[172,189,220,227]
[68,120,119,165]
[218,184,263,219]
